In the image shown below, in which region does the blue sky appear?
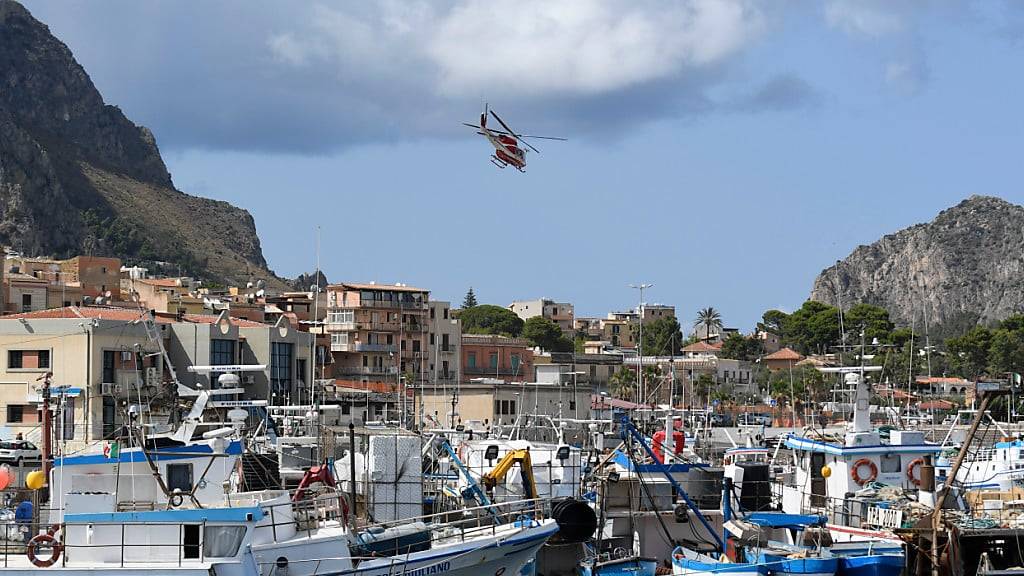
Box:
[21,1,1024,330]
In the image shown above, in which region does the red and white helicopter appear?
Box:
[463,105,566,171]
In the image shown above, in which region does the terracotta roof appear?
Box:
[919,399,957,410]
[682,341,722,352]
[915,377,969,384]
[328,282,428,293]
[5,306,269,328]
[763,347,803,361]
[5,306,150,322]
[137,278,184,288]
[5,272,47,283]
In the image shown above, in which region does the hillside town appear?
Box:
[0,249,986,451]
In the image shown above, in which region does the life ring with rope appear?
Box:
[850,458,878,485]
[907,458,925,486]
[27,533,63,568]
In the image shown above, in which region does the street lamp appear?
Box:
[629,283,653,410]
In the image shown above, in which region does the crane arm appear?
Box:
[480,449,538,500]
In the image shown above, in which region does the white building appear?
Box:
[509,298,574,333]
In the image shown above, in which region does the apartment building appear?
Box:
[509,298,574,333]
[6,255,121,300]
[416,377,592,429]
[325,282,430,389]
[427,301,461,386]
[461,334,533,383]
[0,307,163,445]
[1,306,314,446]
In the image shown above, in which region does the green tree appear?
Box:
[462,287,478,309]
[459,304,524,336]
[694,307,723,341]
[609,367,637,400]
[720,333,763,361]
[947,326,993,380]
[522,317,571,351]
[632,316,684,356]
[782,301,841,355]
[759,309,789,334]
[844,303,895,344]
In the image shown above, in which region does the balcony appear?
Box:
[336,366,399,376]
[326,321,359,331]
[355,300,428,311]
[440,344,457,354]
[331,342,397,353]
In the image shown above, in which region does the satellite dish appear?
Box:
[256,289,265,297]
[217,373,241,388]
[227,408,248,422]
[256,279,265,290]
[246,282,254,289]
[104,291,112,298]
[95,297,105,305]
[83,296,92,305]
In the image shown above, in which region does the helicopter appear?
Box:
[462,105,566,172]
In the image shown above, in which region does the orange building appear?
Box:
[461,334,533,382]
[763,347,803,371]
[60,256,121,299]
[325,282,430,389]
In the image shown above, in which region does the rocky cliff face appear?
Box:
[0,1,281,287]
[810,195,1024,336]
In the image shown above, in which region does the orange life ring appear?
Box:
[907,458,924,486]
[27,533,63,568]
[850,458,878,485]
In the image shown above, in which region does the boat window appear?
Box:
[204,526,246,557]
[167,463,194,492]
[880,453,900,473]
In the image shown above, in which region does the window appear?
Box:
[413,340,420,352]
[511,354,521,372]
[443,308,449,320]
[442,334,450,351]
[880,454,900,474]
[489,352,498,369]
[331,333,348,347]
[7,405,23,423]
[341,403,351,415]
[204,526,246,557]
[167,463,194,492]
[21,293,31,312]
[442,361,449,377]
[8,350,49,369]
[103,397,117,438]
[296,359,307,385]
[271,342,294,394]
[210,339,236,388]
[430,333,435,345]
[468,352,477,368]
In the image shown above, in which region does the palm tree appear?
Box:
[694,307,723,342]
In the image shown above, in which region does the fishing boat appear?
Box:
[577,554,658,576]
[778,368,940,543]
[829,542,904,576]
[672,547,766,576]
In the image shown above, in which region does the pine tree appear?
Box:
[462,287,478,309]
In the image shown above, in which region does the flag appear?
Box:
[104,441,120,459]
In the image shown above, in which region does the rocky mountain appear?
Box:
[289,271,329,292]
[0,1,284,288]
[810,195,1024,337]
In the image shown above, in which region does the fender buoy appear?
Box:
[907,458,925,486]
[850,458,878,485]
[27,533,63,568]
[169,492,184,508]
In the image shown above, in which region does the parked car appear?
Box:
[710,413,733,427]
[737,413,772,426]
[0,440,41,465]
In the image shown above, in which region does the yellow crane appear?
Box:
[479,449,538,500]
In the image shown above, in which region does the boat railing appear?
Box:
[1,517,239,569]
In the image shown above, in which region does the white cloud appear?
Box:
[824,0,903,37]
[271,1,766,99]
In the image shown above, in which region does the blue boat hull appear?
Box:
[746,551,838,576]
[836,555,903,576]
